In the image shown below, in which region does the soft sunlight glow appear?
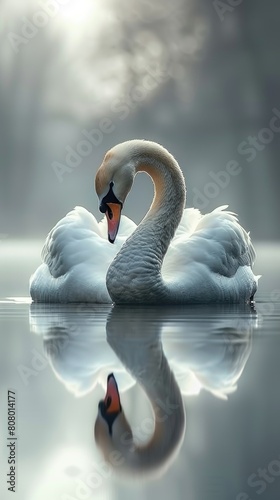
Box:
[58,0,105,29]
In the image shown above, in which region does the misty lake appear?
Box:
[0,241,280,500]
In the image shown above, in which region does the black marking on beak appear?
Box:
[99,182,122,213]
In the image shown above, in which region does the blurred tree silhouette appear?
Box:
[0,0,279,239]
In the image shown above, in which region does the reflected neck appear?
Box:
[106,318,186,473]
[125,353,185,472]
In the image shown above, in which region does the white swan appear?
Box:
[30,140,259,303]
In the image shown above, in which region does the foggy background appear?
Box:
[1,0,280,241]
[1,4,280,500]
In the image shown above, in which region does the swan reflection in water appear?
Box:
[30,303,257,477]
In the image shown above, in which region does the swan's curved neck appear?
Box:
[107,146,186,303]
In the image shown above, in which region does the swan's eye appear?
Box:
[99,201,107,214]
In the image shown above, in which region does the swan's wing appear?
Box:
[172,207,203,239]
[30,207,136,302]
[41,206,103,278]
[163,206,256,281]
[41,207,136,278]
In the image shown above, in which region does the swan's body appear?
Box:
[30,140,259,304]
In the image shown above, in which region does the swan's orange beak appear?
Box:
[106,203,122,244]
[104,373,121,414]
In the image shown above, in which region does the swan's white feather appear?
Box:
[164,205,255,276]
[30,206,136,303]
[31,205,257,303]
[162,205,257,302]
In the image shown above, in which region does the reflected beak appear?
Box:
[104,373,121,414]
[106,203,122,244]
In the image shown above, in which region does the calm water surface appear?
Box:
[0,241,280,500]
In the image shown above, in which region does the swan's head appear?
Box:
[94,373,133,466]
[95,143,136,243]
